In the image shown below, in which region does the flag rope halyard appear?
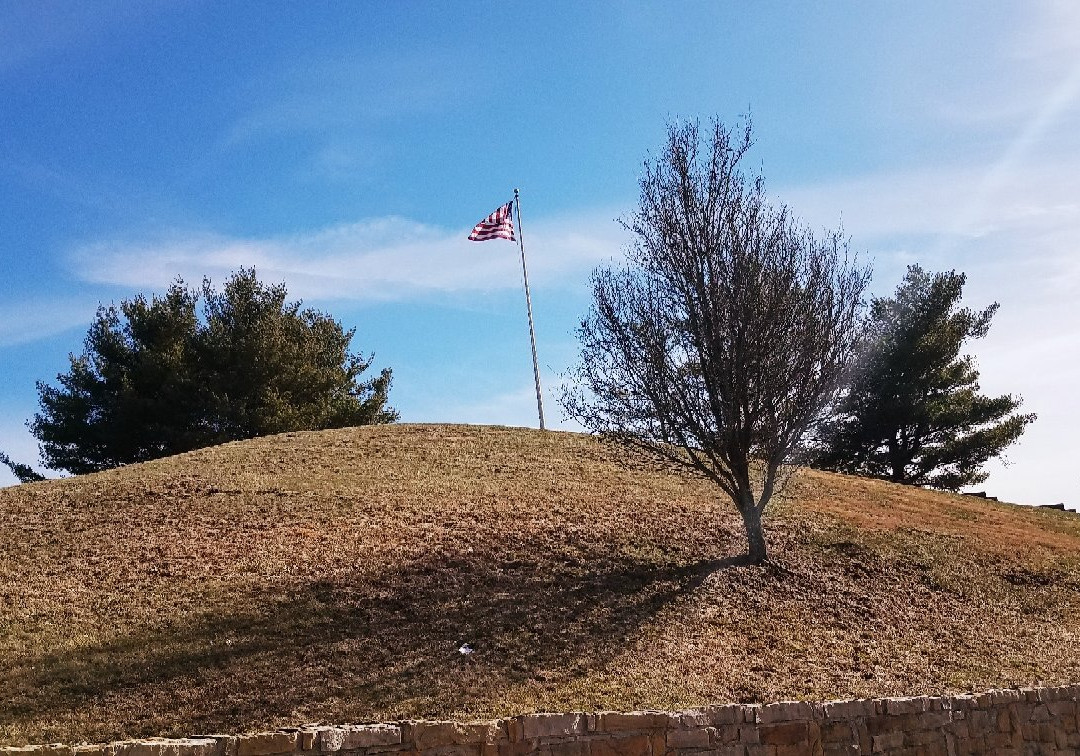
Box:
[514,188,546,430]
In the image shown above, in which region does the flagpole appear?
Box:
[514,188,546,430]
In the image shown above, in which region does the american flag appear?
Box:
[468,200,515,242]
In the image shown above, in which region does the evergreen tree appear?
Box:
[0,450,45,483]
[31,268,397,474]
[814,265,1034,490]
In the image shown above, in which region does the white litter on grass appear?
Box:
[458,643,474,655]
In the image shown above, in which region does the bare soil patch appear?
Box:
[2,424,1078,745]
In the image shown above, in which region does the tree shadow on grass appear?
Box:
[2,550,747,744]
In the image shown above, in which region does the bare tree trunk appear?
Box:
[739,500,768,564]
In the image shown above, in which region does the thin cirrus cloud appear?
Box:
[0,298,102,349]
[66,210,632,305]
[219,48,467,150]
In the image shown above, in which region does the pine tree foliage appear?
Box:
[814,265,1034,490]
[32,268,397,474]
[562,118,870,564]
[0,450,45,483]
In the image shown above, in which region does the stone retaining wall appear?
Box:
[5,685,1079,756]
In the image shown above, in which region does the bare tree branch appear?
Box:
[562,118,870,563]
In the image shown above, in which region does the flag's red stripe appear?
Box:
[468,201,515,242]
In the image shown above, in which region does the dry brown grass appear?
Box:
[2,423,1079,746]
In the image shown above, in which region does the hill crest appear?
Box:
[2,423,1079,745]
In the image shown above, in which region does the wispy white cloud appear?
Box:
[779,161,1080,251]
[67,209,630,304]
[928,1,1080,132]
[1010,0,1080,67]
[0,298,99,348]
[221,47,465,149]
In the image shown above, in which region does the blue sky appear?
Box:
[2,2,1078,507]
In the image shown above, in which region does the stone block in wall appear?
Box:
[587,733,664,756]
[737,725,761,745]
[865,716,899,736]
[235,733,298,756]
[822,699,876,721]
[110,742,158,756]
[1028,704,1053,723]
[983,730,1017,750]
[537,740,590,756]
[42,748,77,756]
[416,746,484,756]
[822,744,859,756]
[175,740,219,756]
[1053,727,1072,750]
[884,697,931,716]
[949,694,976,713]
[706,747,747,756]
[520,714,589,741]
[664,727,711,749]
[852,724,870,755]
[711,724,741,745]
[316,729,346,752]
[773,745,815,756]
[989,689,1022,706]
[757,701,816,724]
[1047,700,1077,719]
[927,696,953,712]
[884,711,952,733]
[674,710,709,728]
[594,713,667,734]
[341,724,403,750]
[71,747,110,756]
[703,704,744,726]
[946,715,970,743]
[407,721,500,749]
[905,728,946,748]
[870,731,905,752]
[759,722,809,746]
[495,740,538,756]
[1043,685,1068,702]
[197,736,236,756]
[1002,704,1019,743]
[967,709,993,733]
[820,721,856,746]
[118,741,209,756]
[995,707,1011,734]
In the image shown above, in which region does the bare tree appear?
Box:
[562,119,870,564]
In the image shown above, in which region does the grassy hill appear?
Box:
[2,423,1079,746]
